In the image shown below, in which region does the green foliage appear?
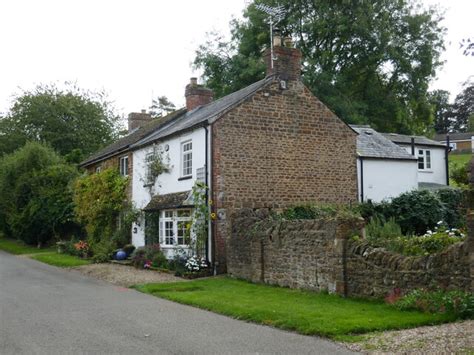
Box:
[451,81,474,132]
[0,82,121,159]
[190,181,210,258]
[359,189,465,235]
[130,244,164,269]
[194,0,445,134]
[394,289,474,319]
[122,244,136,256]
[134,277,453,338]
[73,168,129,243]
[365,217,403,245]
[0,142,79,246]
[429,90,452,134]
[450,161,469,187]
[281,204,361,220]
[149,95,176,118]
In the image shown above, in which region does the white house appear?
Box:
[383,133,449,188]
[351,125,418,202]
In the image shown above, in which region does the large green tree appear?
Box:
[451,81,474,132]
[429,90,452,133]
[0,83,121,161]
[0,142,79,246]
[194,0,445,134]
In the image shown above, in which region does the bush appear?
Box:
[89,239,115,263]
[359,189,465,236]
[450,161,469,187]
[130,244,165,269]
[394,289,474,319]
[365,217,403,246]
[0,142,79,246]
[122,244,136,256]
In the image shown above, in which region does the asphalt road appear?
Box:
[0,251,355,354]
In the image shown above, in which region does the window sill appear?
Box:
[178,176,192,181]
[418,170,433,173]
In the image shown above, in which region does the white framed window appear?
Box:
[119,155,129,176]
[159,209,192,246]
[181,141,193,177]
[417,149,431,170]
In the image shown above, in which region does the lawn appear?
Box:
[449,152,471,166]
[134,277,454,339]
[30,252,91,267]
[0,237,55,255]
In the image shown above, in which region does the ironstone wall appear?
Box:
[227,208,474,298]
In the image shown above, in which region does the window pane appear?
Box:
[177,210,191,217]
[418,150,423,155]
[426,153,431,169]
[176,221,189,245]
[418,157,424,170]
[164,211,173,218]
[165,221,174,245]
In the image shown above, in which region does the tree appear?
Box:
[428,90,452,133]
[451,81,474,132]
[149,95,176,118]
[0,142,79,246]
[194,0,445,134]
[0,83,122,160]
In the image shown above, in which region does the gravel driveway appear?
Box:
[70,263,184,287]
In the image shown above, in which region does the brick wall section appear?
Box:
[85,152,133,199]
[211,79,358,272]
[228,209,473,297]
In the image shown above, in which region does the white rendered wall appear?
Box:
[400,144,447,185]
[357,158,418,202]
[131,128,207,250]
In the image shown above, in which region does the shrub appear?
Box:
[365,217,403,246]
[89,239,115,263]
[130,244,165,269]
[394,289,474,319]
[436,188,465,228]
[450,161,469,187]
[0,142,79,246]
[152,252,168,268]
[122,244,136,256]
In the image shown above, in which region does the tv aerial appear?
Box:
[255,3,286,69]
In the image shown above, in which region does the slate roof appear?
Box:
[80,109,186,167]
[350,125,417,160]
[143,190,193,211]
[434,132,474,141]
[131,76,274,148]
[382,132,445,147]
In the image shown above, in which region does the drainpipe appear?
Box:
[446,134,450,186]
[359,157,364,202]
[411,137,415,156]
[203,125,210,263]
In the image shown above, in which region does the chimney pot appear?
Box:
[283,37,293,48]
[273,34,282,47]
[141,109,146,113]
[190,77,198,86]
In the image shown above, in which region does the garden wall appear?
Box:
[227,209,474,298]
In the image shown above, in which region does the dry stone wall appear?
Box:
[228,209,473,298]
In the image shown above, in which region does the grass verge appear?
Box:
[30,252,91,267]
[0,237,55,255]
[133,277,454,339]
[449,153,471,165]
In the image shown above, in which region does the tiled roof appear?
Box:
[80,109,186,167]
[382,132,445,147]
[143,190,192,211]
[350,125,416,160]
[131,76,274,148]
[434,132,474,141]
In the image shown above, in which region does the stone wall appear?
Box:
[211,78,358,272]
[227,209,364,294]
[228,209,473,298]
[346,240,472,298]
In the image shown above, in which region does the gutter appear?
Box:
[445,134,450,186]
[359,157,364,202]
[203,125,211,264]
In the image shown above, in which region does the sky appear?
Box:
[0,0,472,122]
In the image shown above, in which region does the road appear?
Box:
[0,251,355,354]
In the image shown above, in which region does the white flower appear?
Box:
[437,221,443,225]
[426,230,432,235]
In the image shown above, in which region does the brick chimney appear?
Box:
[128,109,152,132]
[185,78,213,111]
[263,35,302,81]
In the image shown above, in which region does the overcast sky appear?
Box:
[0,0,472,122]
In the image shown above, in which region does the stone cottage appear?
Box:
[81,38,358,273]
